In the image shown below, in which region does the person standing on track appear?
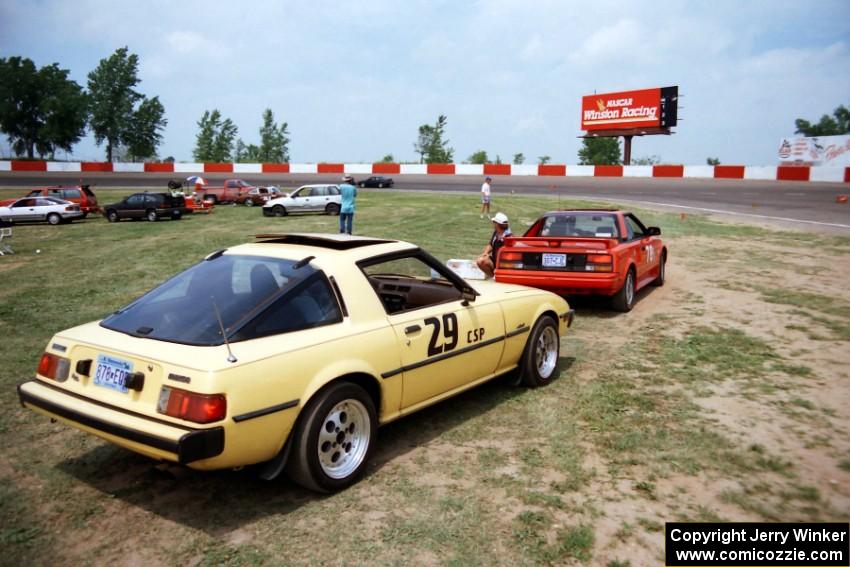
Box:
[480,176,492,218]
[339,175,358,235]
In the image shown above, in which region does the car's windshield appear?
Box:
[536,213,620,238]
[101,254,338,345]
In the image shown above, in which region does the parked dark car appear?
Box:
[103,193,189,222]
[358,176,394,188]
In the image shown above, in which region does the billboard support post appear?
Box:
[623,135,633,165]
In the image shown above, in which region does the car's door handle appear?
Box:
[405,325,421,335]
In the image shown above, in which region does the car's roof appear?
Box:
[298,183,339,188]
[227,233,416,262]
[542,209,624,215]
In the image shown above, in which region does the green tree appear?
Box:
[258,108,290,162]
[88,47,165,162]
[124,96,166,161]
[632,155,660,165]
[378,154,395,163]
[194,109,238,162]
[468,150,489,164]
[235,139,260,162]
[413,115,454,164]
[538,155,551,165]
[706,157,721,166]
[578,137,621,165]
[795,103,850,136]
[0,57,88,159]
[512,153,525,165]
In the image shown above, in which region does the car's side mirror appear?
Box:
[647,226,661,236]
[461,288,477,306]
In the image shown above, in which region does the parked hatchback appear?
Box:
[26,185,99,218]
[0,197,83,225]
[103,193,189,222]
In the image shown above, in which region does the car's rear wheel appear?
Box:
[286,382,376,493]
[652,251,666,287]
[47,213,62,226]
[273,205,287,217]
[518,316,560,387]
[326,203,340,215]
[146,209,159,222]
[171,210,182,220]
[106,209,119,223]
[612,268,636,312]
[80,212,88,219]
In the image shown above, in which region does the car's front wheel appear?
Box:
[146,209,159,222]
[244,199,254,207]
[47,213,62,226]
[519,316,560,387]
[652,251,666,287]
[378,183,383,188]
[326,203,340,215]
[286,382,376,493]
[106,210,119,222]
[273,205,287,217]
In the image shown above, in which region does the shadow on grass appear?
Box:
[55,359,574,535]
[563,282,659,317]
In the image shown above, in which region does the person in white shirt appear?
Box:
[480,176,492,218]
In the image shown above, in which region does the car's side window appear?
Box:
[241,274,342,338]
[126,195,145,206]
[360,254,462,315]
[625,215,646,240]
[36,199,54,207]
[62,189,81,199]
[48,189,62,197]
[13,199,36,208]
[328,186,340,196]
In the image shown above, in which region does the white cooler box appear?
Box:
[445,258,487,280]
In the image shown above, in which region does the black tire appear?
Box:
[80,212,88,219]
[273,205,287,217]
[146,209,159,222]
[326,203,340,215]
[612,267,636,312]
[518,316,560,387]
[285,382,377,493]
[358,182,365,188]
[244,199,255,207]
[204,195,217,205]
[652,251,666,287]
[171,210,182,221]
[378,183,383,188]
[47,213,62,226]
[106,209,119,223]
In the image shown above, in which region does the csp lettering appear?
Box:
[467,327,485,344]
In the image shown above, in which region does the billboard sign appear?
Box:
[581,86,678,131]
[777,135,850,167]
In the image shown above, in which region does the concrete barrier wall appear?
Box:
[1,160,847,183]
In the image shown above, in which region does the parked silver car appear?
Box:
[0,197,84,225]
[262,184,342,217]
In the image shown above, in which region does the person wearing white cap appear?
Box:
[476,212,512,278]
[339,175,358,234]
[480,176,492,218]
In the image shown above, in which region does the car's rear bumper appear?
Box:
[62,212,86,221]
[496,270,624,296]
[18,380,224,464]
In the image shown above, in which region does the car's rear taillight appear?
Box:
[157,386,226,423]
[586,254,613,272]
[38,353,70,382]
[499,251,524,269]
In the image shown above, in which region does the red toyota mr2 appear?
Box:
[494,210,666,311]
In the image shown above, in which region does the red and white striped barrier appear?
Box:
[1,161,848,183]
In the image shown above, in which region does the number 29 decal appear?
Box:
[424,314,458,357]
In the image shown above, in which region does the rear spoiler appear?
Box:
[504,236,618,249]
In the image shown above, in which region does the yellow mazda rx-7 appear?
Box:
[18,233,574,492]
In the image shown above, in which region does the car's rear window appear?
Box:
[101,254,341,345]
[536,213,620,238]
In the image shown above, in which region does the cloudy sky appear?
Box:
[1,0,849,165]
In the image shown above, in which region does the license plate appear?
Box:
[94,354,133,393]
[542,253,566,268]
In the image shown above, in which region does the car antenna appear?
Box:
[211,296,237,363]
[293,255,315,270]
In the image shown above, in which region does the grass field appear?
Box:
[1,188,849,566]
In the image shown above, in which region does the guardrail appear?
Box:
[1,161,847,183]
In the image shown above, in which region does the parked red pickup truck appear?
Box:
[195,179,256,204]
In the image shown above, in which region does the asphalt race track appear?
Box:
[1,172,848,232]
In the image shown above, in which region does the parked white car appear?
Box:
[0,197,84,225]
[262,185,342,217]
